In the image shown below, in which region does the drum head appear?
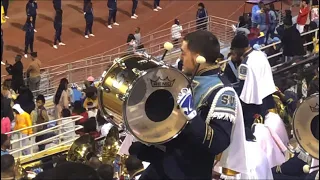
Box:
[293,93,319,159]
[123,67,189,144]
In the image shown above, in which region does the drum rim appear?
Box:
[97,53,155,128]
[292,93,319,160]
[122,66,191,145]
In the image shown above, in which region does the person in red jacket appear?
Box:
[296,0,310,33]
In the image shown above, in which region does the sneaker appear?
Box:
[131,16,137,19]
[153,9,158,11]
[113,22,119,26]
[89,34,95,37]
[34,29,37,32]
[85,35,89,38]
[157,6,162,9]
[59,42,66,46]
[53,45,58,49]
[5,16,9,19]
[134,14,138,17]
[108,25,112,29]
[24,54,28,58]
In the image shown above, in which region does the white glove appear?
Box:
[177,88,197,121]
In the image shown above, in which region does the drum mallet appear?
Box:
[187,55,206,88]
[161,42,174,61]
[303,165,319,173]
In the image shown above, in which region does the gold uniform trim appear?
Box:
[203,124,214,148]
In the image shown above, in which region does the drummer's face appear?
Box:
[180,41,197,74]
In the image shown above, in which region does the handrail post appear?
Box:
[59,123,62,145]
[19,133,22,157]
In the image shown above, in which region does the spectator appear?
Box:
[70,83,83,105]
[311,0,319,26]
[306,21,319,54]
[127,33,137,53]
[26,52,41,93]
[257,7,269,42]
[54,78,69,119]
[196,3,208,30]
[1,92,14,122]
[12,104,33,155]
[281,17,306,62]
[72,100,88,135]
[34,162,100,180]
[2,0,9,19]
[171,19,183,47]
[96,112,113,137]
[87,101,98,118]
[251,1,264,28]
[53,9,66,49]
[86,76,96,87]
[15,85,35,114]
[1,134,10,156]
[26,0,38,32]
[35,94,49,151]
[134,27,141,46]
[125,155,145,180]
[1,97,12,135]
[97,164,114,180]
[5,55,24,93]
[153,0,161,11]
[1,154,15,180]
[23,15,35,59]
[266,3,277,43]
[83,86,98,110]
[2,80,17,101]
[83,117,100,138]
[297,0,310,33]
[84,1,94,39]
[61,108,76,140]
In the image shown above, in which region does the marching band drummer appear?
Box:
[129,30,248,180]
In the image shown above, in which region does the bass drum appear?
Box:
[98,53,190,145]
[292,93,319,159]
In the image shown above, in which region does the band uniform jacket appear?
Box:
[26,1,38,16]
[129,68,233,180]
[107,0,117,10]
[23,22,34,39]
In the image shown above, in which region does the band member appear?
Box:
[53,0,61,11]
[23,16,35,58]
[129,30,247,179]
[53,9,65,49]
[196,3,208,30]
[84,2,94,38]
[229,34,288,167]
[83,0,91,13]
[131,0,138,19]
[2,0,9,19]
[125,155,145,180]
[153,0,161,11]
[107,0,119,29]
[26,0,38,32]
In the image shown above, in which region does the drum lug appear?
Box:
[114,58,126,69]
[132,68,144,76]
[100,86,110,93]
[116,93,128,101]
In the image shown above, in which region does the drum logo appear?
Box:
[310,103,319,112]
[150,77,175,87]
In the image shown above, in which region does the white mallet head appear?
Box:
[196,55,206,64]
[164,42,174,51]
[303,165,310,173]
[1,61,5,66]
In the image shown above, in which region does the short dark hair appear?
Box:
[1,154,15,172]
[302,0,310,4]
[125,155,144,172]
[231,34,249,49]
[36,94,46,104]
[61,108,71,117]
[183,30,220,64]
[97,164,114,180]
[198,2,205,8]
[1,134,8,146]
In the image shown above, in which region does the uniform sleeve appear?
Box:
[184,87,235,155]
[129,141,165,163]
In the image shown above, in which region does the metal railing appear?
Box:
[1,15,237,95]
[6,116,83,160]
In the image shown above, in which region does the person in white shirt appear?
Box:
[127,33,138,53]
[171,19,183,47]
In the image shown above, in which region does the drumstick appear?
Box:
[161,42,174,61]
[187,55,206,88]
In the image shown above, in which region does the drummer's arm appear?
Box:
[185,89,234,155]
[129,141,164,163]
